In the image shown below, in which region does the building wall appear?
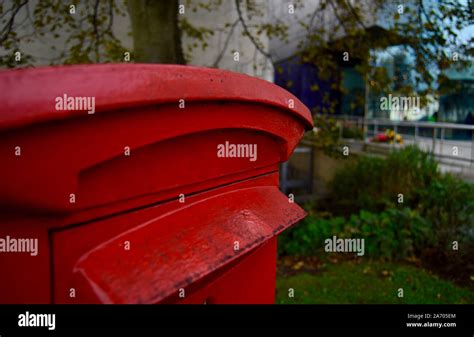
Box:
[0,0,273,81]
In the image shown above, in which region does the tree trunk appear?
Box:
[127,0,185,64]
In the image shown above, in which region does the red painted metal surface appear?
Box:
[0,64,312,131]
[0,107,302,215]
[52,173,280,304]
[0,64,313,304]
[175,238,278,304]
[70,186,304,304]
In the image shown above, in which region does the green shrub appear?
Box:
[312,146,473,276]
[354,208,433,260]
[307,115,342,157]
[278,215,345,256]
[329,146,440,213]
[329,154,386,213]
[299,146,473,279]
[418,174,474,267]
[342,124,364,139]
[278,208,433,260]
[419,173,474,239]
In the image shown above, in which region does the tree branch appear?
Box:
[92,0,100,62]
[234,0,273,65]
[107,0,114,32]
[212,19,239,67]
[0,0,28,44]
[327,0,349,35]
[345,0,366,29]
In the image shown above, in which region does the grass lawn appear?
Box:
[276,260,474,304]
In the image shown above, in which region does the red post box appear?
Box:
[0,64,313,304]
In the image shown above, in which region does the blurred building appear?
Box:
[439,65,474,124]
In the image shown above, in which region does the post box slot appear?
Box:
[71,185,305,303]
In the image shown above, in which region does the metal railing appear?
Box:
[280,115,474,197]
[331,115,474,168]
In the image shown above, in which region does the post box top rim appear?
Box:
[0,63,313,131]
